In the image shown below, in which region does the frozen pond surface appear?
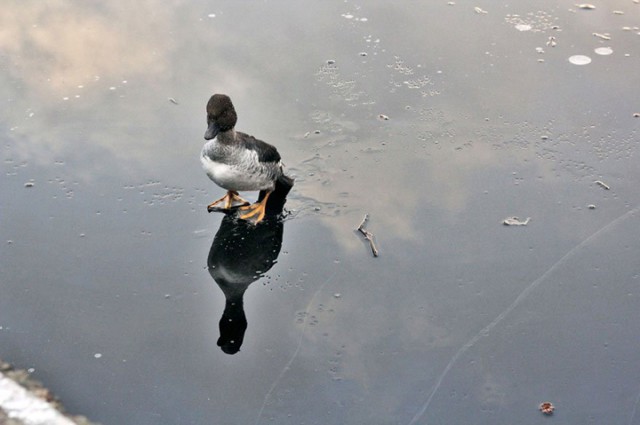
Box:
[2,1,640,424]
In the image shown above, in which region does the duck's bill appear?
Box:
[204,122,220,140]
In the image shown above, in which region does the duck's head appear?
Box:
[205,94,238,140]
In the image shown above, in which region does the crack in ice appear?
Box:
[254,269,338,425]
[409,206,639,425]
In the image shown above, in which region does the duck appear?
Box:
[201,94,292,224]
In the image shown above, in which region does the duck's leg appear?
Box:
[207,191,250,212]
[238,191,272,224]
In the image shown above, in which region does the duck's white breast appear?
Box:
[201,152,273,191]
[201,155,240,189]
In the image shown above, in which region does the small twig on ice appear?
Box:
[356,214,379,257]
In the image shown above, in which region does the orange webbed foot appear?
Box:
[207,191,250,212]
[238,191,272,224]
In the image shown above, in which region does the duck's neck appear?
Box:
[216,129,236,144]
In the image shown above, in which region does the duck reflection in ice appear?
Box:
[207,177,293,354]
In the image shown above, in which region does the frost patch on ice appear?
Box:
[569,55,592,65]
[594,47,613,55]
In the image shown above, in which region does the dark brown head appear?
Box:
[205,94,238,140]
